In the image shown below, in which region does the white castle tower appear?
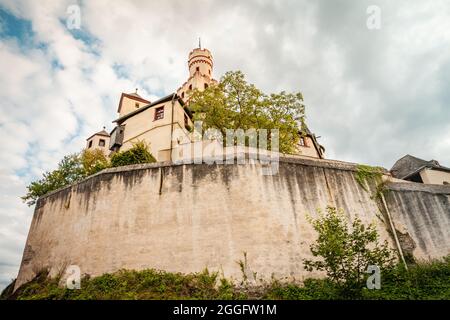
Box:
[177,40,218,103]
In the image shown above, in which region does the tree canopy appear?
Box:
[21,154,85,206]
[303,206,396,295]
[110,141,156,167]
[188,71,306,154]
[22,142,156,206]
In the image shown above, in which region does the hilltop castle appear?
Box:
[14,47,450,291]
[85,45,325,161]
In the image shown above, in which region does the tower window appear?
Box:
[196,67,200,72]
[154,106,164,120]
[99,139,106,147]
[88,140,93,148]
[189,84,192,90]
[209,69,211,75]
[181,92,185,98]
[204,83,209,89]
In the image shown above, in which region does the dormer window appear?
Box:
[154,106,164,121]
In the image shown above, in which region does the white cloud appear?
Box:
[1,0,450,290]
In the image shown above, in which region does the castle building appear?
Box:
[86,45,324,161]
[391,154,450,185]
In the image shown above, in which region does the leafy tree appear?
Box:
[188,71,305,154]
[110,141,156,167]
[22,142,156,206]
[21,154,85,206]
[303,206,396,295]
[81,149,110,176]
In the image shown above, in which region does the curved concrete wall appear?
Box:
[15,156,450,289]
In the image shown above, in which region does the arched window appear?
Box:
[204,83,209,89]
[209,69,211,75]
[196,66,200,72]
[189,84,192,90]
[181,92,185,98]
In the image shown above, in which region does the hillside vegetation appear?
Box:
[2,257,449,300]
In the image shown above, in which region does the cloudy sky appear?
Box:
[0,0,449,290]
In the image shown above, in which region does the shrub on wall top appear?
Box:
[110,141,156,168]
[81,148,110,176]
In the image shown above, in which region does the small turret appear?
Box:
[86,127,111,156]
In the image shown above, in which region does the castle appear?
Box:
[85,45,325,162]
[13,46,450,291]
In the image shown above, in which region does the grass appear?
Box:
[2,257,449,300]
[3,268,245,300]
[265,257,450,300]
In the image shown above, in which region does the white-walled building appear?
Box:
[86,45,325,161]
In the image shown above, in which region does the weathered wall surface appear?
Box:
[384,182,450,260]
[15,156,450,289]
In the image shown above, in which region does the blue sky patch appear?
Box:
[0,7,34,44]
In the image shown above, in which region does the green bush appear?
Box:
[81,148,110,176]
[110,141,156,167]
[22,142,156,206]
[303,206,396,297]
[22,154,85,206]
